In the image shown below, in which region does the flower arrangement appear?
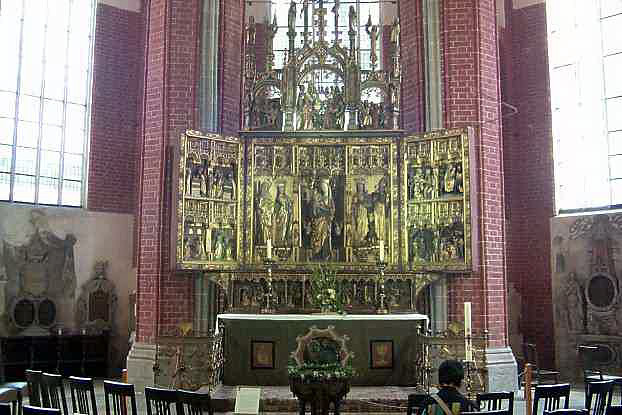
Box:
[310,265,343,313]
[287,362,355,382]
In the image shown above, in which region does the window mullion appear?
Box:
[35,0,52,205]
[80,0,97,208]
[10,0,28,202]
[59,0,75,206]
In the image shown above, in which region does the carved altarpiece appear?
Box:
[176,128,474,314]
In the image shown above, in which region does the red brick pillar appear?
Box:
[399,1,425,132]
[218,0,244,135]
[440,0,508,344]
[136,0,200,344]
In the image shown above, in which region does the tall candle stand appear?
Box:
[464,356,475,401]
[261,259,276,314]
[376,261,389,314]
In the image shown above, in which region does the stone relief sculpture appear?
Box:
[1,210,77,335]
[552,212,622,380]
[76,260,118,334]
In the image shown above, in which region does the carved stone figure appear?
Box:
[564,272,584,333]
[348,5,356,34]
[390,17,400,47]
[272,183,293,247]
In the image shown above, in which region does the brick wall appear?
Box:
[219,0,244,135]
[399,1,425,132]
[501,3,555,366]
[136,0,200,342]
[441,0,507,348]
[88,4,142,213]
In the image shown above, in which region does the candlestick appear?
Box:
[464,302,472,361]
[267,239,272,260]
[379,240,385,262]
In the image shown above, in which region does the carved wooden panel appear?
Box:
[402,129,472,271]
[176,131,243,270]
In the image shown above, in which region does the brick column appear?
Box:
[129,0,200,389]
[399,1,425,131]
[440,0,516,389]
[218,0,244,135]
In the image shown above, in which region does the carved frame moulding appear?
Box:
[215,271,441,314]
[402,128,473,272]
[177,131,244,270]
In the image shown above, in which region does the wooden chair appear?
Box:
[524,343,560,385]
[586,380,614,415]
[579,346,622,403]
[22,407,60,415]
[145,387,180,415]
[67,377,97,415]
[476,391,514,415]
[176,390,213,415]
[406,394,434,415]
[533,383,571,415]
[39,374,68,415]
[25,371,43,407]
[0,403,12,415]
[462,411,507,415]
[544,410,589,415]
[103,381,137,415]
[0,389,19,415]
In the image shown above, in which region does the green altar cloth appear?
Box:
[217,313,428,386]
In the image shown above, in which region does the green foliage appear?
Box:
[287,362,355,382]
[310,265,344,313]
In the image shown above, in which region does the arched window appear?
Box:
[0,0,96,206]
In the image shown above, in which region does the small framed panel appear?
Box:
[176,130,243,270]
[370,340,394,369]
[251,340,275,369]
[402,128,472,271]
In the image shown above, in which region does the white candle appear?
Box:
[464,302,472,361]
[379,240,385,262]
[267,239,272,260]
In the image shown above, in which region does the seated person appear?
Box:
[426,360,477,415]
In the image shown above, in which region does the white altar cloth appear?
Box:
[215,313,428,333]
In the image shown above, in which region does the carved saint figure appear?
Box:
[390,17,400,47]
[350,182,370,247]
[365,15,379,67]
[246,16,256,45]
[254,182,273,246]
[272,183,293,247]
[288,1,297,34]
[371,178,388,243]
[348,5,356,34]
[563,272,584,333]
[310,178,335,259]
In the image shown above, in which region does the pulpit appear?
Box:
[217,313,427,386]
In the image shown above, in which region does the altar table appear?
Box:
[217,313,428,386]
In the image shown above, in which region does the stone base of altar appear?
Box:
[209,385,417,413]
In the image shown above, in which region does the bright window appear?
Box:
[0,0,95,206]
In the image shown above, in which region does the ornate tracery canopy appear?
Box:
[243,0,401,132]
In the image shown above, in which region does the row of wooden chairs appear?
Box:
[407,391,515,415]
[18,370,213,415]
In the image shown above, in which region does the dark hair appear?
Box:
[438,359,464,387]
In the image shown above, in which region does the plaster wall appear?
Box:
[0,203,136,373]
